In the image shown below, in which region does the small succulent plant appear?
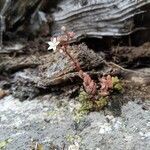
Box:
[47,26,123,113]
[46,26,97,96]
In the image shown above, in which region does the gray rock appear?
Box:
[0,95,149,150]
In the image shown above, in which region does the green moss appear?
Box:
[77,90,108,115]
[0,139,13,150]
[112,76,119,84]
[95,97,108,111]
[78,90,89,102]
[73,110,86,123]
[112,76,123,92]
[46,111,57,116]
[66,135,81,144]
[114,83,123,91]
[75,76,123,120]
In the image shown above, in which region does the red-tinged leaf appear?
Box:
[99,75,113,96]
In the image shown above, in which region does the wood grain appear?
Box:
[52,0,150,40]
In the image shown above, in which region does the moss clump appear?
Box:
[66,135,81,144]
[112,76,123,92]
[73,93,108,123]
[95,97,108,111]
[74,76,123,121]
[78,91,93,111]
[73,91,92,123]
[0,139,13,150]
[78,90,108,113]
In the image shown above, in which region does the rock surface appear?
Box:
[0,95,149,150]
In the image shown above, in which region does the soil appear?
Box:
[112,42,150,68]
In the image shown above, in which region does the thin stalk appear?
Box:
[63,46,81,72]
[63,31,82,72]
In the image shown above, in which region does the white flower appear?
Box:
[47,37,60,51]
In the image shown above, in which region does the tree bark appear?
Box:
[52,0,150,40]
[0,0,150,39]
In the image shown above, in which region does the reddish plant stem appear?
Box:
[61,31,82,72]
[63,45,81,72]
[60,31,97,96]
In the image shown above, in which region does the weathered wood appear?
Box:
[1,0,42,29]
[0,0,150,40]
[52,0,150,40]
[0,55,40,74]
[0,0,47,38]
[0,0,59,36]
